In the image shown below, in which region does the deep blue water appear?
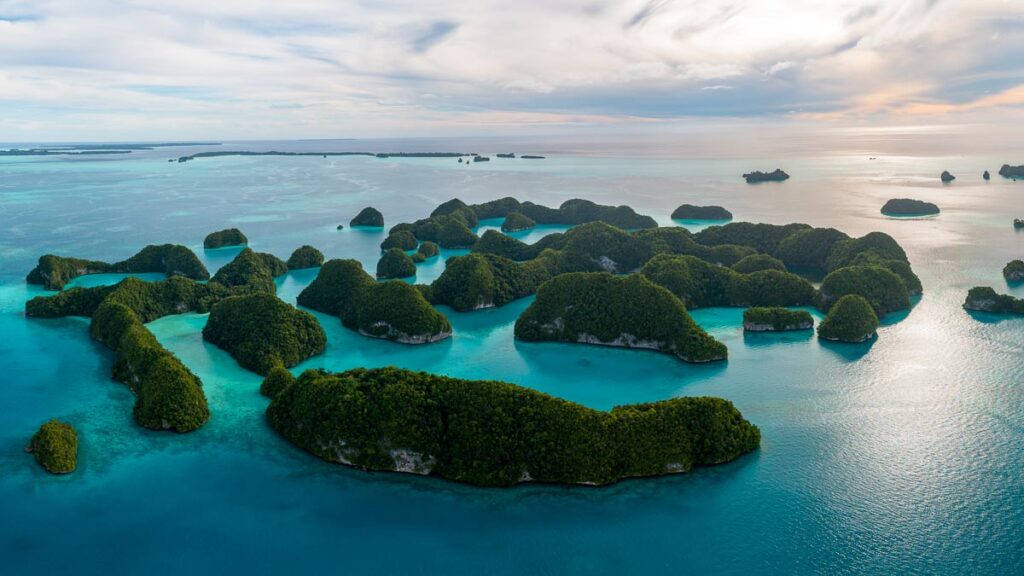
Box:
[1,140,1023,574]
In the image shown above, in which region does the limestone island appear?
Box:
[204,228,248,249]
[881,198,940,216]
[521,155,545,159]
[501,211,536,233]
[265,366,760,486]
[287,245,324,269]
[376,248,416,279]
[941,171,955,183]
[998,164,1024,179]
[743,307,814,332]
[1015,219,1024,229]
[496,153,515,158]
[350,206,384,227]
[26,244,210,291]
[473,155,490,162]
[964,286,1024,314]
[381,229,419,251]
[298,259,451,343]
[743,169,789,183]
[27,419,78,474]
[411,241,439,263]
[984,170,991,180]
[202,293,327,375]
[731,254,787,274]
[671,204,733,221]
[817,294,878,343]
[1003,260,1024,283]
[514,272,728,362]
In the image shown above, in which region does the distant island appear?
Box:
[175,150,475,163]
[998,164,1024,179]
[941,171,955,183]
[743,307,813,332]
[964,286,1024,314]
[671,204,733,220]
[1,142,219,157]
[743,169,789,183]
[881,198,940,216]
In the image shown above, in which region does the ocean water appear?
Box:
[1,138,1023,574]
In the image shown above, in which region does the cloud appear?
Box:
[0,0,1020,140]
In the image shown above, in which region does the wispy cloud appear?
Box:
[0,0,1020,140]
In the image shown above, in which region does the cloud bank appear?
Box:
[0,0,1021,140]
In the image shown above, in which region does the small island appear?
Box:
[940,171,955,183]
[671,204,733,220]
[350,206,384,227]
[881,198,940,216]
[983,170,991,180]
[743,307,813,332]
[286,245,324,269]
[743,169,789,183]
[514,272,728,362]
[411,241,439,263]
[260,366,296,398]
[298,259,451,343]
[964,286,1024,314]
[501,211,536,232]
[27,419,78,474]
[521,155,545,159]
[380,229,419,251]
[265,366,760,486]
[817,294,878,343]
[496,153,515,158]
[202,293,327,375]
[998,164,1024,179]
[1015,219,1024,229]
[376,248,416,279]
[1003,260,1024,283]
[204,228,248,249]
[473,155,490,162]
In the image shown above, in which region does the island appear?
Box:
[380,229,419,251]
[881,198,940,216]
[297,259,451,343]
[210,248,277,293]
[514,272,728,363]
[411,241,439,263]
[287,245,324,269]
[817,294,878,342]
[641,254,816,309]
[257,252,288,277]
[26,244,209,291]
[521,155,545,159]
[984,170,991,180]
[743,307,814,332]
[500,211,536,232]
[260,366,295,398]
[1016,219,1024,229]
[27,419,78,474]
[204,228,248,249]
[940,171,955,183]
[964,286,1024,314]
[473,155,490,162]
[819,265,910,315]
[350,207,384,227]
[731,254,787,274]
[377,248,416,279]
[742,169,789,183]
[1004,260,1024,283]
[496,153,515,158]
[671,204,733,220]
[998,164,1024,179]
[265,366,760,486]
[203,293,326,375]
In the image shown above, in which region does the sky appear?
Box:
[0,0,1022,141]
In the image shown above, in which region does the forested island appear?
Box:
[964,287,1024,314]
[350,207,384,227]
[742,169,789,183]
[265,367,760,486]
[743,307,813,332]
[817,295,878,342]
[204,228,248,249]
[998,164,1024,179]
[671,204,733,220]
[27,420,78,474]
[27,244,209,290]
[881,198,940,216]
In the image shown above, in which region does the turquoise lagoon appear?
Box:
[1,140,1023,574]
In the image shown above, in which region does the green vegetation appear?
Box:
[941,171,955,183]
[671,205,732,220]
[731,254,786,274]
[881,198,940,216]
[260,366,296,398]
[695,222,811,254]
[742,169,789,183]
[298,259,451,343]
[819,265,909,315]
[640,254,815,309]
[350,207,384,227]
[1003,260,1024,282]
[413,241,440,263]
[210,248,277,294]
[471,230,537,260]
[963,287,1024,314]
[817,295,878,342]
[468,197,522,219]
[26,244,210,290]
[742,307,813,331]
[256,252,289,277]
[518,198,657,229]
[501,211,536,232]
[266,367,760,486]
[377,248,417,279]
[203,228,248,249]
[558,222,651,273]
[429,252,560,311]
[287,245,324,269]
[515,272,727,362]
[774,228,850,273]
[203,293,326,375]
[825,232,907,271]
[380,229,418,251]
[406,214,479,248]
[91,300,210,431]
[431,198,480,228]
[999,164,1024,179]
[28,419,78,474]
